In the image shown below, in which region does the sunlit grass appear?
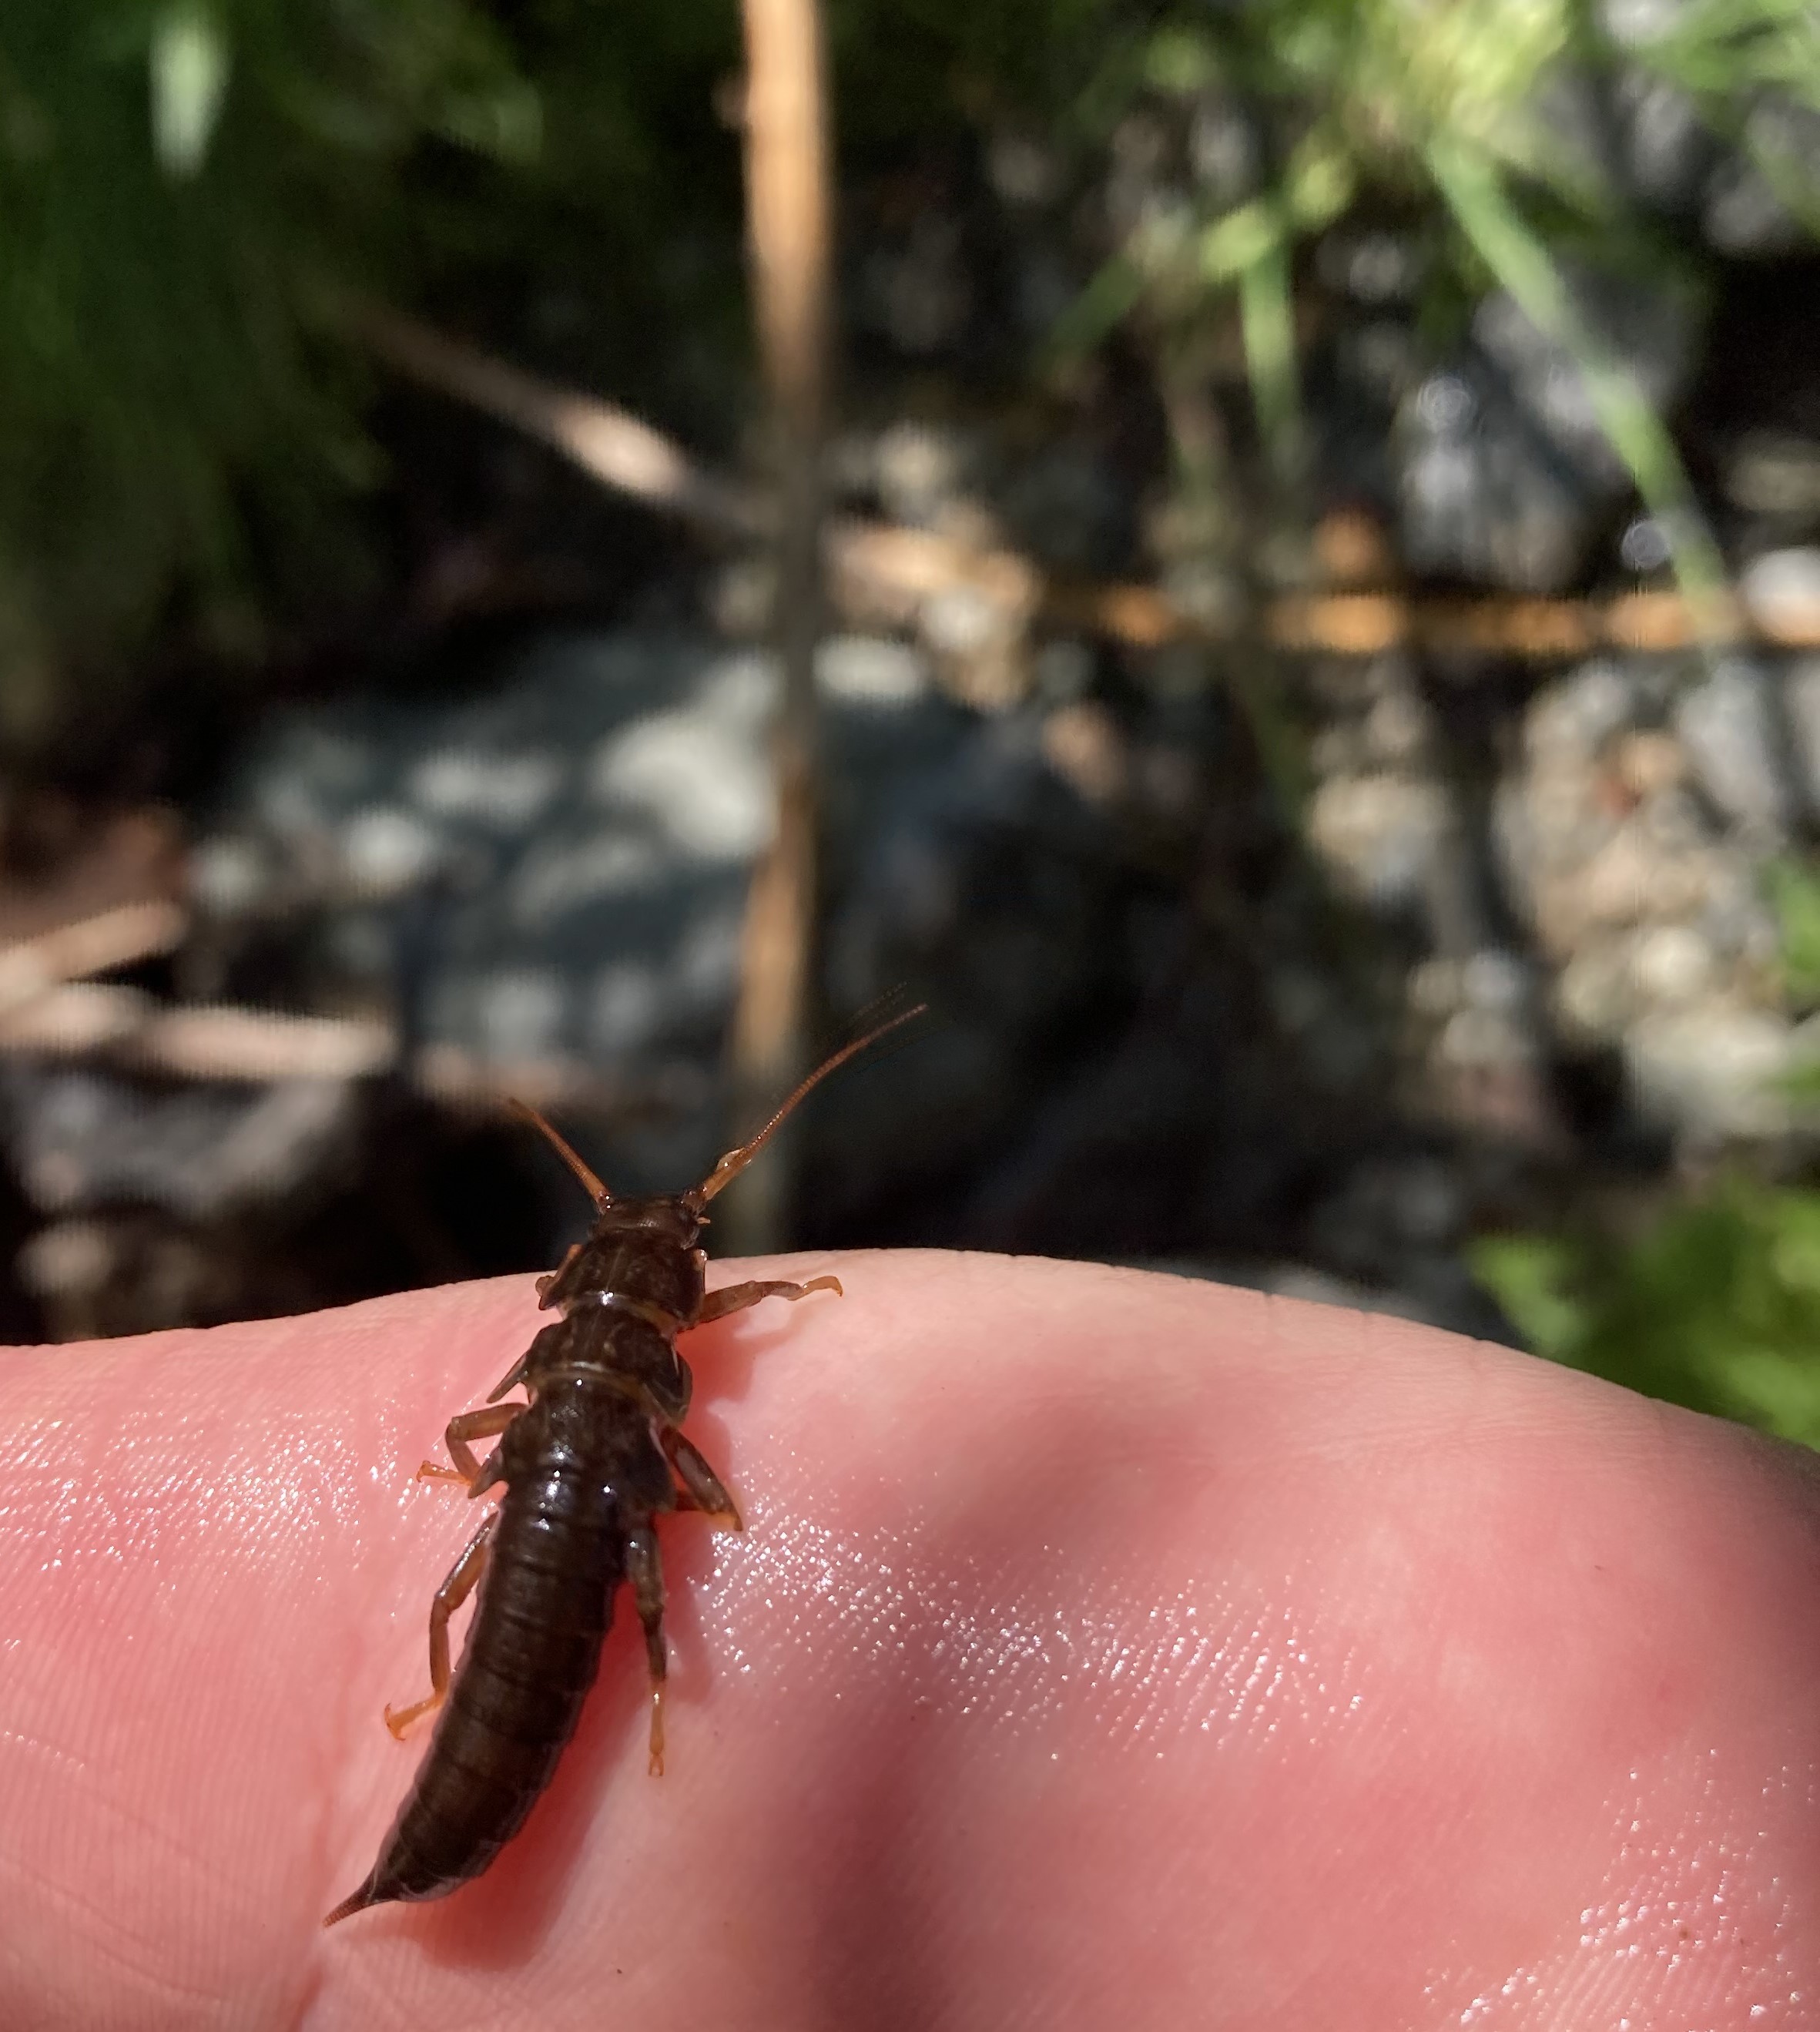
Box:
[1066,0,1820,606]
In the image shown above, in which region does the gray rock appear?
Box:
[1782,656,1820,812]
[1627,922,1715,1005]
[1307,773,1450,911]
[1701,102,1820,257]
[1600,0,1688,45]
[1614,72,1714,216]
[0,1069,361,1222]
[1460,947,1534,1016]
[1624,1005,1798,1142]
[1674,657,1793,837]
[1529,659,1641,761]
[872,422,973,527]
[1437,1005,1533,1075]
[1337,320,1424,407]
[1493,662,1645,939]
[1704,155,1800,255]
[1724,436,1820,518]
[1473,273,1692,485]
[1554,940,1637,1042]
[1399,367,1590,591]
[1316,229,1423,307]
[1397,272,1698,592]
[1188,98,1261,206]
[1305,1152,1466,1276]
[1618,515,1674,573]
[196,628,1129,1203]
[1741,548,1820,635]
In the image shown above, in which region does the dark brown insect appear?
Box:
[323,1008,921,1926]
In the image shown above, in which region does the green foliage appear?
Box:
[0,0,1111,745]
[8,0,1820,748]
[1480,856,1820,1448]
[0,0,800,749]
[1425,132,1724,594]
[0,1,544,736]
[1474,1185,1820,1447]
[1768,858,1820,1014]
[1065,0,1820,570]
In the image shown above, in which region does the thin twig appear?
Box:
[337,293,764,541]
[723,0,836,1254]
[0,982,710,1125]
[347,304,1820,662]
[0,900,189,1017]
[1261,588,1773,658]
[0,985,394,1081]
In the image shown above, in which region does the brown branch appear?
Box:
[722,0,836,1255]
[0,900,188,1017]
[341,301,1820,662]
[0,986,394,1082]
[1260,588,1785,657]
[337,296,763,542]
[0,986,707,1128]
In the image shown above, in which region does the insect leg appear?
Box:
[488,1320,566,1403]
[532,1242,582,1306]
[695,1274,843,1326]
[484,1355,528,1403]
[625,1525,668,1777]
[417,1447,508,1504]
[384,1508,498,1739]
[661,1427,743,1530]
[415,1402,520,1486]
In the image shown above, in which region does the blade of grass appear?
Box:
[1237,232,1302,485]
[1044,250,1145,367]
[1426,136,1729,627]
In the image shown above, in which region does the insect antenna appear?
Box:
[692,1001,927,1205]
[843,981,925,1042]
[505,1096,612,1207]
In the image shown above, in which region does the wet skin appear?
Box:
[0,1249,1815,2030]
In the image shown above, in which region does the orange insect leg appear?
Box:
[384,1509,498,1739]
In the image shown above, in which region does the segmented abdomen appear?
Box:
[342,1418,625,1910]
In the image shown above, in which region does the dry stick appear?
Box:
[342,306,1820,661]
[0,984,395,1081]
[0,981,699,1119]
[0,900,189,1018]
[340,297,1057,639]
[722,0,836,1256]
[342,295,764,541]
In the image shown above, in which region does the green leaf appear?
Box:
[1481,1185,1820,1448]
[149,6,230,179]
[1768,860,1820,1010]
[1237,233,1302,479]
[1144,27,1221,97]
[1283,131,1354,230]
[1198,199,1282,283]
[1046,251,1146,364]
[1470,1234,1587,1362]
[1426,135,1727,607]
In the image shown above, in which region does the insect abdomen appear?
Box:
[331,1417,625,1914]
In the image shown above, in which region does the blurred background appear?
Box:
[6,0,1820,1445]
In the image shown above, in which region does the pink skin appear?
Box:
[0,1252,1815,2030]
